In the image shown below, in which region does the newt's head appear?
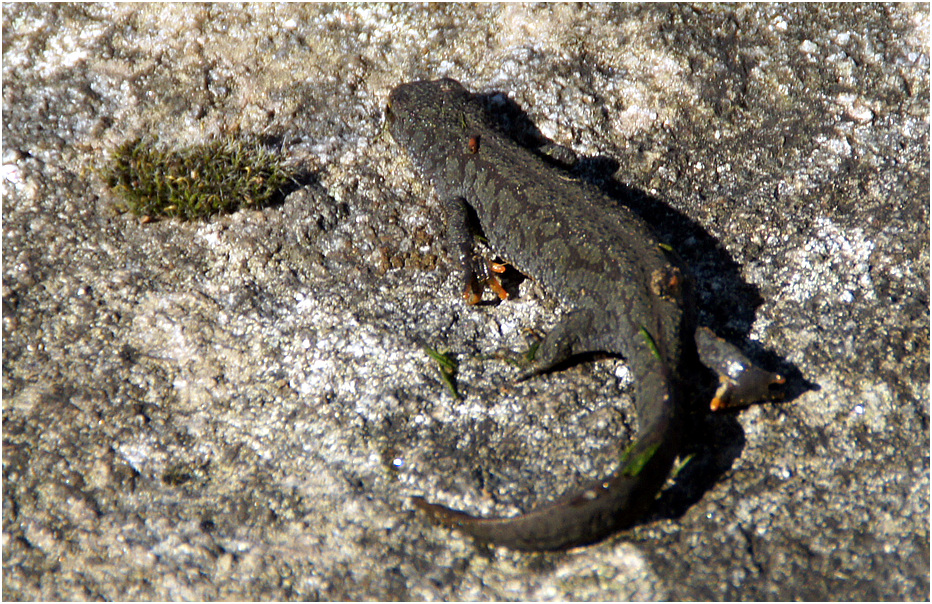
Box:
[386,78,484,172]
[386,78,470,128]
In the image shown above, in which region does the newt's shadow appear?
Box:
[477,89,811,528]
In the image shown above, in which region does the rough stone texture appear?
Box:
[2,4,928,601]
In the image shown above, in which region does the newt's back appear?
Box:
[387,78,695,369]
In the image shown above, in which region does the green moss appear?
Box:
[105,135,293,220]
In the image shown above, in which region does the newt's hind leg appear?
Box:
[515,309,597,381]
[695,327,785,410]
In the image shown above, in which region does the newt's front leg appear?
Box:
[440,195,508,304]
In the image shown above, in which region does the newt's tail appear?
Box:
[410,328,786,550]
[411,420,678,551]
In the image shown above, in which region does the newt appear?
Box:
[386,78,784,551]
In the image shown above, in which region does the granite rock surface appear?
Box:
[2,4,928,600]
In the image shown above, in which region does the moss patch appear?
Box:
[105,136,294,220]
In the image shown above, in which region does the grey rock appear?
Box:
[2,3,928,600]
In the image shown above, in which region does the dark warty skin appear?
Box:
[386,78,784,551]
